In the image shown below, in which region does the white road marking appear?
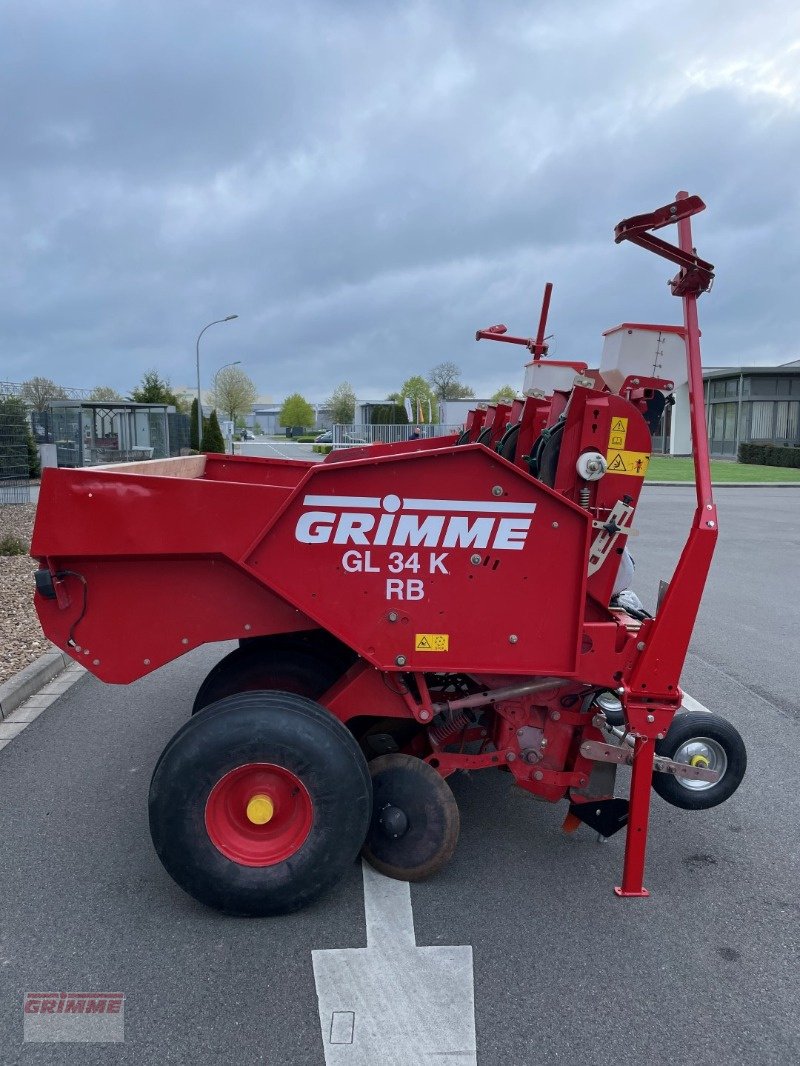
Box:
[312,861,477,1065]
[0,662,84,751]
[681,692,712,715]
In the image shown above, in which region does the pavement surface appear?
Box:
[0,486,798,1064]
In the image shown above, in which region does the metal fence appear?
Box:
[331,424,464,449]
[0,381,92,401]
[0,398,32,504]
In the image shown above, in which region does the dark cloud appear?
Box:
[2,0,799,401]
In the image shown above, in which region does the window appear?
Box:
[774,402,789,439]
[789,402,800,442]
[750,401,773,439]
[750,376,777,396]
[712,405,725,441]
[725,378,738,397]
[722,403,737,442]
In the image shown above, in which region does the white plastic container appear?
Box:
[523,360,588,398]
[600,323,687,393]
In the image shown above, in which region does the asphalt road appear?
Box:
[1,486,798,1064]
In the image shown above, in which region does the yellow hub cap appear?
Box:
[689,754,710,769]
[246,794,275,825]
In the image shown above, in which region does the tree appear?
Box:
[214,366,257,423]
[189,398,205,451]
[490,385,519,403]
[0,396,40,478]
[279,393,315,429]
[386,391,403,404]
[371,403,408,425]
[129,369,186,412]
[20,377,68,411]
[88,385,124,403]
[428,361,474,401]
[201,409,225,453]
[328,381,357,425]
[400,376,437,423]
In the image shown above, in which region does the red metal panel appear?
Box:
[34,558,316,683]
[30,464,317,682]
[245,446,590,676]
[31,465,298,560]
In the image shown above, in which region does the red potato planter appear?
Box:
[31,193,745,915]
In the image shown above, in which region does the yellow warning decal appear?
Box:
[415,633,450,652]
[608,417,628,451]
[606,449,650,477]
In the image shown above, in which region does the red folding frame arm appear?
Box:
[476,282,554,357]
[614,193,718,695]
[615,195,715,298]
[613,192,718,897]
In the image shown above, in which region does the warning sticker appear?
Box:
[606,449,650,477]
[415,633,450,652]
[608,417,628,451]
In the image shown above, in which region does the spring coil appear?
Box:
[579,485,590,508]
[429,710,473,747]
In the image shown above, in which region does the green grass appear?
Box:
[648,456,800,483]
[0,533,29,555]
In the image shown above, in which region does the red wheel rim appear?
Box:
[204,763,313,867]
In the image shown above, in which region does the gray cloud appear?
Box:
[2,0,799,401]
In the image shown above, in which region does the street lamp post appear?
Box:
[195,316,238,449]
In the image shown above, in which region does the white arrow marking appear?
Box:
[312,861,477,1065]
[681,692,712,715]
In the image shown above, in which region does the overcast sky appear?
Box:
[3,0,799,403]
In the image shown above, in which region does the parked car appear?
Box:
[315,431,333,444]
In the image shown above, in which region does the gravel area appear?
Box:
[0,504,44,685]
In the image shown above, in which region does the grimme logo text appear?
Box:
[295,493,536,601]
[295,493,536,551]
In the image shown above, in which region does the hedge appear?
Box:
[738,442,800,468]
[312,444,334,455]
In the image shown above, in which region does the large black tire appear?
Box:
[149,692,372,915]
[652,711,746,811]
[192,633,355,715]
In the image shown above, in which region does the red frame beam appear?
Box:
[614,190,718,895]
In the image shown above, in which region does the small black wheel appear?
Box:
[652,711,746,811]
[351,716,424,760]
[455,430,471,445]
[362,754,460,881]
[476,427,493,447]
[497,422,520,462]
[149,692,372,915]
[536,421,565,486]
[192,633,355,715]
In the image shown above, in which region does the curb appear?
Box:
[645,481,800,488]
[0,647,73,721]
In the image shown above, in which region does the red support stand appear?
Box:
[614,735,656,897]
